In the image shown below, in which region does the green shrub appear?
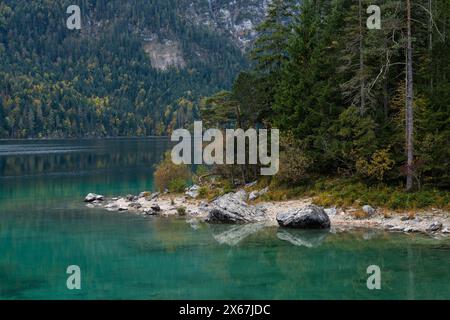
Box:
[176,207,187,216]
[309,178,449,210]
[276,132,312,185]
[168,178,188,193]
[356,148,395,182]
[198,186,208,198]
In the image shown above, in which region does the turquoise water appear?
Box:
[0,139,449,300]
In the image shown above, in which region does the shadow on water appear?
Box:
[0,264,48,299]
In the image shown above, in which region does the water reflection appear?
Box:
[0,139,170,178]
[0,140,449,299]
[277,229,329,248]
[211,223,268,246]
[0,139,171,205]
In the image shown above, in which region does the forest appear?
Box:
[1,0,449,192]
[200,0,450,192]
[0,0,246,138]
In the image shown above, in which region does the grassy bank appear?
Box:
[257,178,450,211]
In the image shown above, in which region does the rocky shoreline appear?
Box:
[84,189,450,237]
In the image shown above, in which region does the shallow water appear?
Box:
[0,139,449,300]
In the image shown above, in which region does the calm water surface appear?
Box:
[0,139,449,300]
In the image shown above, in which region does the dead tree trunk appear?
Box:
[359,0,366,116]
[406,0,415,191]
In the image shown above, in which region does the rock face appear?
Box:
[277,205,331,229]
[84,193,104,202]
[206,190,266,224]
[184,0,270,49]
[143,39,186,71]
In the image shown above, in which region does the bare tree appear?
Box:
[359,0,366,115]
[405,0,414,191]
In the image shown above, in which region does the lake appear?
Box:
[0,139,449,299]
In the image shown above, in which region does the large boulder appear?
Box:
[277,205,331,229]
[206,190,266,224]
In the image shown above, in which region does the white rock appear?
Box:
[362,205,376,216]
[245,181,257,188]
[185,185,200,198]
[249,191,259,201]
[84,193,104,202]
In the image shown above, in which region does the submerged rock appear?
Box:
[206,191,266,224]
[144,208,156,215]
[186,218,201,230]
[277,205,331,229]
[129,202,142,209]
[84,193,104,202]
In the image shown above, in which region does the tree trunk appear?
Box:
[406,0,415,191]
[429,0,433,91]
[359,0,366,116]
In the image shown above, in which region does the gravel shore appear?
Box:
[86,191,450,236]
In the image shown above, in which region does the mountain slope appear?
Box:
[0,0,268,138]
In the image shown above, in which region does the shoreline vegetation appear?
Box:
[86,185,450,238]
[86,167,450,238]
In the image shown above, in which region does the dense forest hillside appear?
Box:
[201,0,450,190]
[0,0,268,138]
